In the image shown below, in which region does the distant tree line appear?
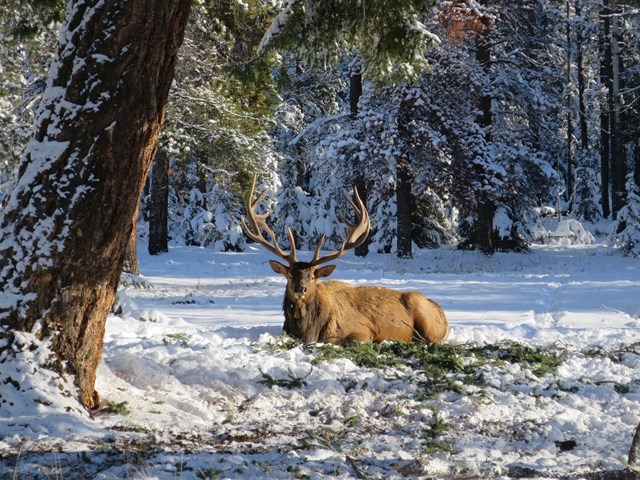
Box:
[1,0,640,261]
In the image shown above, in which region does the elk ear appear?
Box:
[314,264,336,279]
[269,260,289,276]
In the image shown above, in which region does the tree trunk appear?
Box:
[0,0,191,409]
[600,2,611,219]
[354,176,369,257]
[609,3,626,218]
[635,143,640,189]
[350,64,369,257]
[349,70,363,119]
[477,196,495,255]
[123,220,140,275]
[566,1,574,206]
[148,149,170,255]
[576,0,588,150]
[396,156,413,259]
[475,33,495,255]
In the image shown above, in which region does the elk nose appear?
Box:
[295,286,307,295]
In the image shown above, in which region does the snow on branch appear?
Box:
[257,0,302,56]
[288,113,350,146]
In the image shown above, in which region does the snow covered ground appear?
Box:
[1,240,640,479]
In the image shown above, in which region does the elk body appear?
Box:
[241,178,449,345]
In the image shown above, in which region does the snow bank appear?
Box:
[1,242,639,479]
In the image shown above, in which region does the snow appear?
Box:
[257,0,300,56]
[1,241,640,479]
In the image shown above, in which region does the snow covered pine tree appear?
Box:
[0,0,191,409]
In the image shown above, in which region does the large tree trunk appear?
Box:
[148,149,170,255]
[0,0,191,409]
[635,144,640,189]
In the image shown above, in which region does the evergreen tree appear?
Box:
[613,175,640,257]
[259,0,443,256]
[148,0,280,251]
[259,0,439,83]
[0,1,63,192]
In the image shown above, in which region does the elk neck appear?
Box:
[284,287,315,320]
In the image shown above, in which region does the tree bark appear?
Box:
[575,0,588,151]
[148,149,170,255]
[350,65,369,257]
[123,219,140,275]
[477,196,495,255]
[609,3,626,218]
[475,32,495,255]
[396,157,413,259]
[349,70,363,120]
[635,144,640,188]
[0,0,191,409]
[566,1,574,205]
[629,422,640,467]
[600,2,611,219]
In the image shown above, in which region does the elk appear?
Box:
[241,177,449,345]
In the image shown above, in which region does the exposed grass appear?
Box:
[163,332,190,348]
[258,367,313,389]
[104,401,131,415]
[478,340,565,377]
[253,335,567,402]
[582,341,640,363]
[310,339,565,397]
[313,340,402,369]
[259,334,302,353]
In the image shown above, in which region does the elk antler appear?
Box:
[310,185,370,266]
[241,175,298,265]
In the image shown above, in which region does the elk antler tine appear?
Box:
[241,174,295,265]
[253,187,270,207]
[309,183,371,266]
[287,227,297,263]
[312,234,327,263]
[339,213,354,228]
[345,197,359,214]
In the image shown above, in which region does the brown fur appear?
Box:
[274,261,449,345]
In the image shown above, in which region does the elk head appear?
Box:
[241,176,370,341]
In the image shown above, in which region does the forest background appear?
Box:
[0,2,639,476]
[1,0,639,262]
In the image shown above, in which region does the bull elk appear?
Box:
[241,177,448,345]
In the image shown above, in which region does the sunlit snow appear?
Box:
[1,241,639,479]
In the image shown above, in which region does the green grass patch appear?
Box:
[256,334,303,353]
[313,340,402,369]
[163,332,190,348]
[309,339,565,396]
[424,439,453,454]
[477,341,565,377]
[104,401,131,415]
[258,367,313,389]
[582,341,640,364]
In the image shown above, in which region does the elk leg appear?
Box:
[345,330,374,343]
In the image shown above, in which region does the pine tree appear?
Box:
[613,176,640,257]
